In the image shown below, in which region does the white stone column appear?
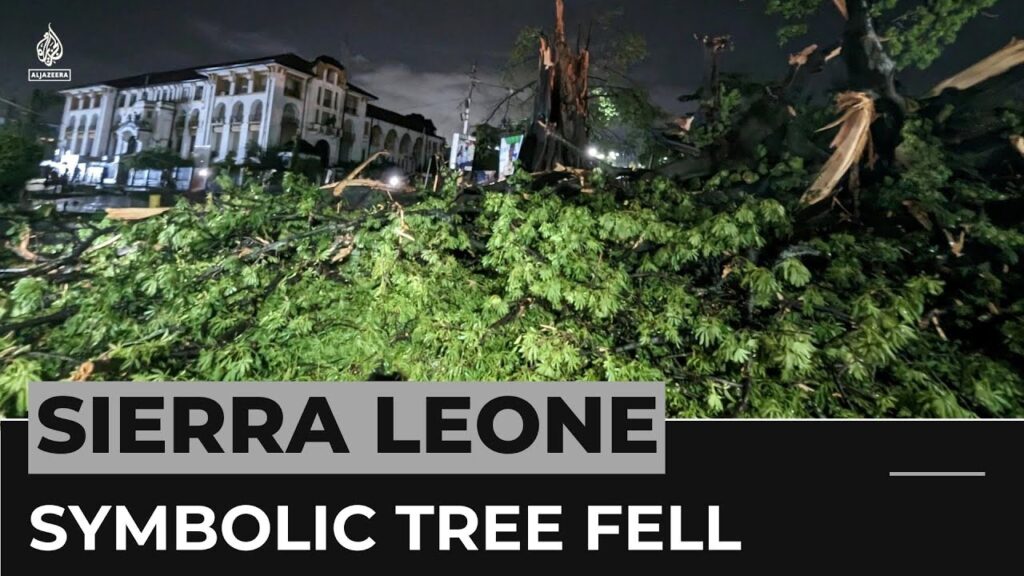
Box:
[69,116,80,155]
[198,80,216,147]
[58,96,73,152]
[180,120,193,159]
[93,91,114,157]
[216,127,228,162]
[264,73,282,147]
[237,121,250,164]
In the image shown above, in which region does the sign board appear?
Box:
[499,134,525,181]
[449,133,476,172]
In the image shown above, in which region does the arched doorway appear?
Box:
[314,140,331,168]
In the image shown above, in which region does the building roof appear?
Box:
[347,83,378,101]
[59,53,440,133]
[313,54,346,70]
[68,54,323,91]
[367,104,438,136]
[196,53,318,74]
[100,67,205,89]
[69,54,382,97]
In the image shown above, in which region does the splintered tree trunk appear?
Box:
[843,0,904,111]
[520,0,591,173]
[843,0,905,163]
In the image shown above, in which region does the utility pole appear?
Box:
[461,63,478,136]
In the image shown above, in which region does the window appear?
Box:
[249,101,263,123]
[216,77,230,96]
[194,85,205,101]
[322,89,332,108]
[345,95,358,115]
[252,73,267,93]
[284,76,303,99]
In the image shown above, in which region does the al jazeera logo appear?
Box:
[28,23,71,82]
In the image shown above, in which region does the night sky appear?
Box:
[2,0,1022,139]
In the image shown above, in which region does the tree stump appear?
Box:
[520,0,591,173]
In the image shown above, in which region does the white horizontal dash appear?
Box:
[889,472,986,477]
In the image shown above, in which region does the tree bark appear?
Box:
[843,0,904,111]
[520,0,591,172]
[843,0,906,164]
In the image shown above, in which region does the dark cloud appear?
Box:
[188,21,299,57]
[2,0,1023,139]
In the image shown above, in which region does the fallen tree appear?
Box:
[2,1,1022,418]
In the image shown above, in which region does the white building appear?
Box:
[55,53,445,180]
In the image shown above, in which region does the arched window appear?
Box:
[399,134,413,156]
[212,103,226,123]
[369,126,383,151]
[231,102,245,124]
[384,130,398,154]
[249,101,263,123]
[413,138,424,164]
[247,102,262,150]
[282,103,299,122]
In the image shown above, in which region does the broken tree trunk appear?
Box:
[842,0,904,164]
[520,0,591,173]
[842,0,903,110]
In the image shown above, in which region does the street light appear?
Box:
[388,175,402,188]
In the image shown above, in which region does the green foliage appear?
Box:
[2,2,1021,421]
[765,0,821,43]
[0,128,42,199]
[766,0,996,70]
[882,0,999,70]
[3,119,1021,418]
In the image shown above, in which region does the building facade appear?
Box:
[55,53,445,181]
